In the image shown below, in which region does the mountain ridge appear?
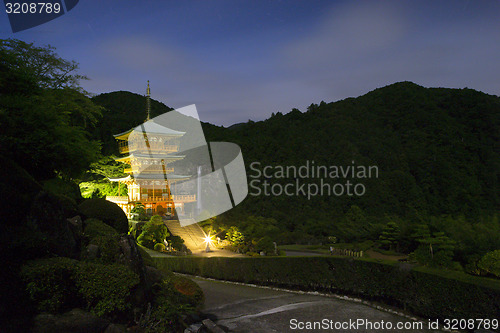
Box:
[91,82,499,234]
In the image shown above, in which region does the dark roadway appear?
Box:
[191,276,444,333]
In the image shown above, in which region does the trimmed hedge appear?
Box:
[153,256,500,320]
[154,243,166,252]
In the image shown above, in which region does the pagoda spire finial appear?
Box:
[146,80,151,121]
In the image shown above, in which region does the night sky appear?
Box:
[1,0,499,126]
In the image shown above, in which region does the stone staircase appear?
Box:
[164,218,207,253]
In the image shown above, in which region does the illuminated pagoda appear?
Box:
[106,81,196,217]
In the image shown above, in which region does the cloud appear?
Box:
[78,1,500,126]
[282,2,408,70]
[279,0,500,102]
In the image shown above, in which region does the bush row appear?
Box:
[21,257,139,318]
[153,256,500,320]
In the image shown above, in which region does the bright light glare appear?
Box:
[203,232,215,246]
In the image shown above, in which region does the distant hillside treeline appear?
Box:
[91,91,173,155]
[91,83,499,246]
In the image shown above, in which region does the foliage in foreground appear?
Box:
[0,39,102,180]
[135,247,204,333]
[0,39,202,332]
[21,257,139,318]
[143,277,204,332]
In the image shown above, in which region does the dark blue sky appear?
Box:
[1,0,499,126]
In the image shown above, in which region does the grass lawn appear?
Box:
[279,241,408,261]
[279,244,331,254]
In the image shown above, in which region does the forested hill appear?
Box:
[91,91,174,155]
[92,82,499,230]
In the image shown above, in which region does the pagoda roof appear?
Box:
[108,174,191,182]
[114,121,185,140]
[136,173,190,180]
[116,153,185,162]
[108,175,133,182]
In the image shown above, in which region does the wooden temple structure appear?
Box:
[106,82,196,218]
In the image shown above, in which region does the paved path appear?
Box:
[284,250,328,257]
[142,246,246,258]
[190,248,246,257]
[165,218,206,252]
[139,246,173,258]
[192,276,443,333]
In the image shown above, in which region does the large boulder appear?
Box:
[42,177,84,204]
[0,156,42,225]
[144,265,168,289]
[28,191,80,259]
[78,198,128,233]
[0,158,42,331]
[0,157,81,259]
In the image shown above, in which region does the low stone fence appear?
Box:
[329,247,363,257]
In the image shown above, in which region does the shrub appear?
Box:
[154,243,166,252]
[137,217,169,250]
[129,221,145,239]
[478,250,500,278]
[377,221,400,251]
[147,277,204,332]
[42,177,83,204]
[226,226,244,246]
[83,218,120,264]
[170,275,204,308]
[167,235,184,251]
[89,234,120,264]
[150,215,164,225]
[84,218,118,239]
[79,198,128,233]
[75,262,140,317]
[21,257,140,318]
[21,257,80,314]
[256,236,275,255]
[130,203,148,221]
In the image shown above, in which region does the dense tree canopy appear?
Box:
[92,82,499,231]
[0,39,87,91]
[81,68,500,270]
[201,82,499,222]
[0,39,102,180]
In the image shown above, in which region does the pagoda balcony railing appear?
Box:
[124,167,174,174]
[142,195,196,203]
[118,141,179,154]
[173,195,196,202]
[106,195,196,203]
[106,196,129,203]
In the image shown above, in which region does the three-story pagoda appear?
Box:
[106,82,196,217]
